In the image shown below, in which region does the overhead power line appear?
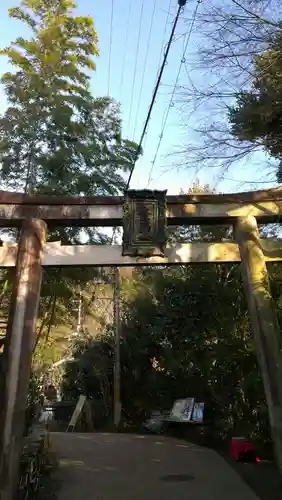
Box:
[107,0,114,96]
[127,0,145,135]
[156,0,173,75]
[119,0,133,100]
[147,0,201,187]
[125,0,188,191]
[138,0,173,158]
[132,0,158,140]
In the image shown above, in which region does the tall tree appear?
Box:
[0,0,138,371]
[229,32,282,181]
[178,0,281,181]
[0,0,136,201]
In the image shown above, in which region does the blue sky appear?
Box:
[0,0,277,194]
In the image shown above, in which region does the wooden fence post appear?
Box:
[235,215,282,473]
[0,219,46,500]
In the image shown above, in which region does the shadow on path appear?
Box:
[48,432,259,500]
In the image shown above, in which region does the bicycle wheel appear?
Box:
[18,471,29,500]
[29,456,40,493]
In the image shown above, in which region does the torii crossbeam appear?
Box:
[0,187,282,226]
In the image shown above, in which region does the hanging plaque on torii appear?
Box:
[122,189,167,257]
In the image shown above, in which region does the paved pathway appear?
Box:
[51,432,258,500]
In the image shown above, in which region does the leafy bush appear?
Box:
[24,372,42,436]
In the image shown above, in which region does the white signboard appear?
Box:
[192,402,205,422]
[168,398,205,423]
[169,398,195,422]
[67,395,87,431]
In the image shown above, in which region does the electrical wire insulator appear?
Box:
[178,0,187,5]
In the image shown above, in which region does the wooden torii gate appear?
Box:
[1,188,282,498]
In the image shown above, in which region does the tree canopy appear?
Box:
[0,0,137,198]
[229,32,282,181]
[178,0,282,180]
[0,0,138,381]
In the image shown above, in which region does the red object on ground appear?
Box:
[229,437,260,462]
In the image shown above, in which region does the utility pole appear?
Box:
[69,291,82,339]
[77,291,82,335]
[113,267,121,428]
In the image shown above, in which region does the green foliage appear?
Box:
[0,0,137,198]
[59,186,277,443]
[120,231,282,443]
[25,372,42,435]
[62,257,274,442]
[0,0,138,377]
[229,33,282,180]
[122,266,252,427]
[62,336,114,424]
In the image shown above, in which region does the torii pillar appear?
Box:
[236,215,282,475]
[0,219,46,500]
